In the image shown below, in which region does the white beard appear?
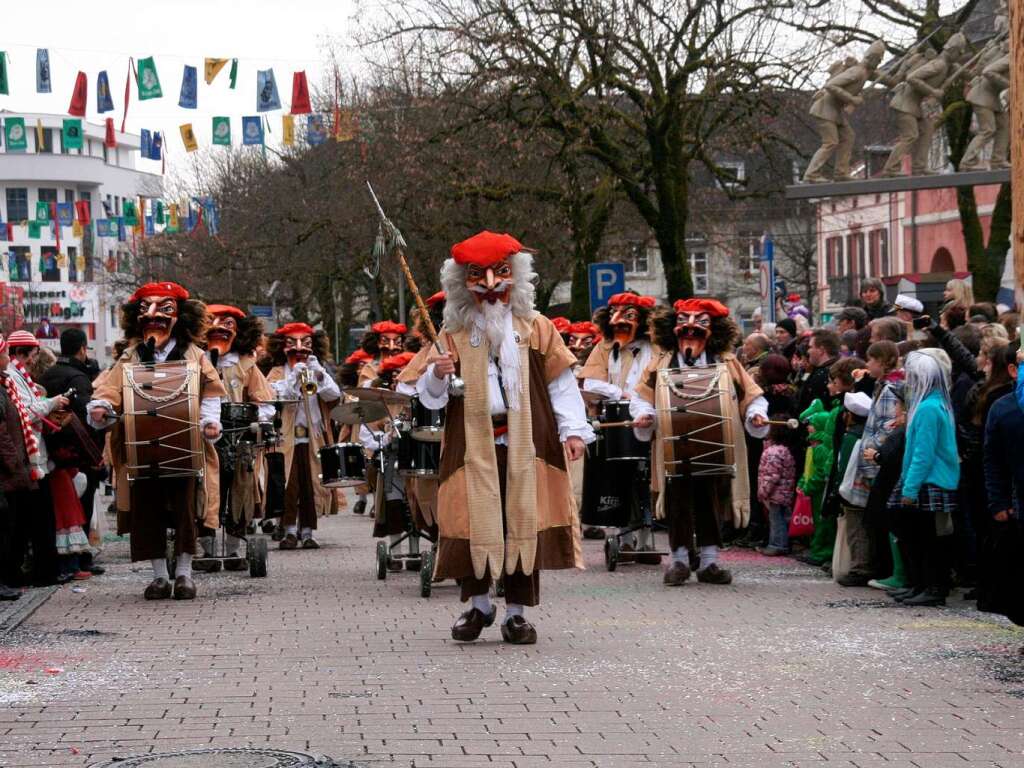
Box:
[472,300,522,412]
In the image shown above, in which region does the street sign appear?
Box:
[588,262,625,312]
[759,233,776,324]
[249,305,274,318]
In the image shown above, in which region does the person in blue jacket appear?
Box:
[891,350,960,607]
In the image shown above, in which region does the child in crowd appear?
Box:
[757,415,798,556]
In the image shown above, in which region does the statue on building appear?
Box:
[802,41,886,184]
[959,41,1010,171]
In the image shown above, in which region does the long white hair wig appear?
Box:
[440,251,537,332]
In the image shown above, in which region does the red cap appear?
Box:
[608,292,656,309]
[787,293,801,302]
[379,351,416,373]
[207,304,246,319]
[450,231,523,268]
[276,322,314,336]
[426,290,446,308]
[569,321,600,338]
[371,320,408,335]
[6,330,38,348]
[344,349,375,365]
[550,317,571,333]
[130,281,189,302]
[673,298,730,318]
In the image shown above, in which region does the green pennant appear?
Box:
[155,200,165,223]
[229,58,238,89]
[35,201,50,222]
[212,116,231,146]
[137,57,163,100]
[5,118,26,152]
[0,53,9,96]
[123,200,138,226]
[28,221,41,239]
[62,119,83,150]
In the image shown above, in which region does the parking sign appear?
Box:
[588,263,626,312]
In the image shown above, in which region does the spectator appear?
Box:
[0,334,36,599]
[865,386,909,591]
[756,353,797,417]
[796,329,841,415]
[757,415,798,556]
[869,317,905,344]
[833,390,873,585]
[969,302,998,324]
[737,332,774,549]
[860,279,892,321]
[840,330,861,357]
[890,350,959,607]
[836,306,868,334]
[942,279,974,317]
[775,318,798,352]
[34,317,59,340]
[890,294,925,325]
[740,333,771,375]
[997,312,1019,342]
[942,304,968,330]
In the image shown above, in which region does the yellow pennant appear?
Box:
[282,114,295,146]
[169,203,179,229]
[180,124,198,153]
[57,252,67,268]
[335,109,357,142]
[76,254,86,272]
[35,118,44,149]
[72,220,83,238]
[204,58,229,84]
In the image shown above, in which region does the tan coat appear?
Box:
[809,62,873,124]
[218,354,275,522]
[266,366,338,517]
[890,56,949,117]
[94,342,227,531]
[578,339,634,390]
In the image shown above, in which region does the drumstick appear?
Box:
[591,420,634,429]
[767,418,800,429]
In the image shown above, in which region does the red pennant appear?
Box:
[68,71,88,117]
[104,118,117,149]
[74,200,91,225]
[121,58,135,133]
[50,203,61,252]
[291,71,311,114]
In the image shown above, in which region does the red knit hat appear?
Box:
[673,298,730,318]
[550,316,571,333]
[6,330,39,348]
[569,321,600,338]
[207,304,246,319]
[379,351,416,373]
[276,322,314,336]
[371,320,408,335]
[450,231,524,267]
[426,291,446,308]
[344,349,374,365]
[608,292,656,309]
[130,281,189,301]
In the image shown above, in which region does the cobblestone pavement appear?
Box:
[1,498,1023,768]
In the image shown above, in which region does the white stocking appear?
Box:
[151,558,169,581]
[175,553,193,579]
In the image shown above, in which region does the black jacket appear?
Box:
[39,356,93,421]
[983,392,1024,517]
[797,358,838,416]
[865,425,906,524]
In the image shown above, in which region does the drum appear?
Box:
[599,400,647,462]
[657,365,735,478]
[397,429,440,478]
[122,360,203,481]
[580,442,631,527]
[220,402,259,443]
[410,396,444,443]
[319,443,367,488]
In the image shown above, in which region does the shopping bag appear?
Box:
[838,438,862,503]
[789,489,814,537]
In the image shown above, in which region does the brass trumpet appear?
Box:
[298,367,318,396]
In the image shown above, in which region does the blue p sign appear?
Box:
[588,262,626,312]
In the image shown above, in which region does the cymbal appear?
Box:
[342,387,411,407]
[331,400,390,425]
[581,390,607,405]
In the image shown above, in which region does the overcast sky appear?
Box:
[1,0,361,177]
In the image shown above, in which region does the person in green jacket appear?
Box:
[796,401,839,565]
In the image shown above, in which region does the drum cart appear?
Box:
[602,457,669,572]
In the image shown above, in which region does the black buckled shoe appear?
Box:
[663,561,691,586]
[500,615,538,645]
[696,563,733,585]
[173,575,197,600]
[143,578,172,600]
[451,605,497,641]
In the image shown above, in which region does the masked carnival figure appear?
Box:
[567,321,601,369]
[88,282,226,601]
[358,320,408,386]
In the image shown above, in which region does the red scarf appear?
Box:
[3,362,43,480]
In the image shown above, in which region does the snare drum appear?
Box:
[410,396,444,443]
[319,443,367,487]
[397,429,440,478]
[657,365,735,478]
[599,399,647,462]
[220,402,259,443]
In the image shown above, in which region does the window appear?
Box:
[84,254,94,283]
[869,229,890,277]
[716,161,746,189]
[38,188,58,207]
[625,242,653,275]
[826,236,844,279]
[689,250,709,294]
[68,246,78,282]
[64,190,75,204]
[102,143,110,164]
[8,246,31,282]
[36,128,54,154]
[80,190,91,205]
[6,188,28,222]
[739,233,760,273]
[115,197,121,216]
[41,247,60,282]
[846,232,866,279]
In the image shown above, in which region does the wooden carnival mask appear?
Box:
[673,298,729,366]
[379,333,403,355]
[466,258,514,305]
[606,293,655,347]
[138,294,179,349]
[568,322,600,365]
[277,322,315,364]
[207,305,245,356]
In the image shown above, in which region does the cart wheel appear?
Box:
[605,536,619,572]
[248,536,268,578]
[376,540,388,580]
[420,548,434,598]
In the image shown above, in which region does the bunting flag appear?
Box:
[36,49,51,93]
[74,200,90,225]
[179,65,197,109]
[335,108,357,142]
[5,118,27,152]
[307,114,327,146]
[76,254,86,273]
[193,197,219,235]
[97,71,113,113]
[168,204,179,231]
[141,129,152,158]
[123,200,137,226]
[57,203,73,226]
[212,116,231,145]
[104,118,117,148]
[4,224,12,242]
[137,56,162,100]
[151,131,163,161]
[242,115,263,145]
[256,69,281,112]
[204,58,229,84]
[117,218,127,242]
[72,220,83,238]
[229,58,238,89]
[96,220,112,237]
[50,203,61,252]
[145,216,155,237]
[28,222,41,239]
[35,119,44,149]
[155,201,164,223]
[282,114,295,146]
[179,123,198,152]
[0,52,10,96]
[121,58,133,132]
[291,71,311,114]
[68,72,88,116]
[35,201,50,222]
[62,119,83,150]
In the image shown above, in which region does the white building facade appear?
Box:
[0,112,162,362]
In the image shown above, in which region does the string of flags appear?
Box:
[0,48,361,154]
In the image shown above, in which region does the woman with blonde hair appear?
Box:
[943,279,974,312]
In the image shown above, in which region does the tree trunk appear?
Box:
[978,182,1012,302]
[568,185,615,318]
[945,102,987,282]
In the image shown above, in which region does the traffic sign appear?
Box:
[588,262,625,312]
[249,305,274,318]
